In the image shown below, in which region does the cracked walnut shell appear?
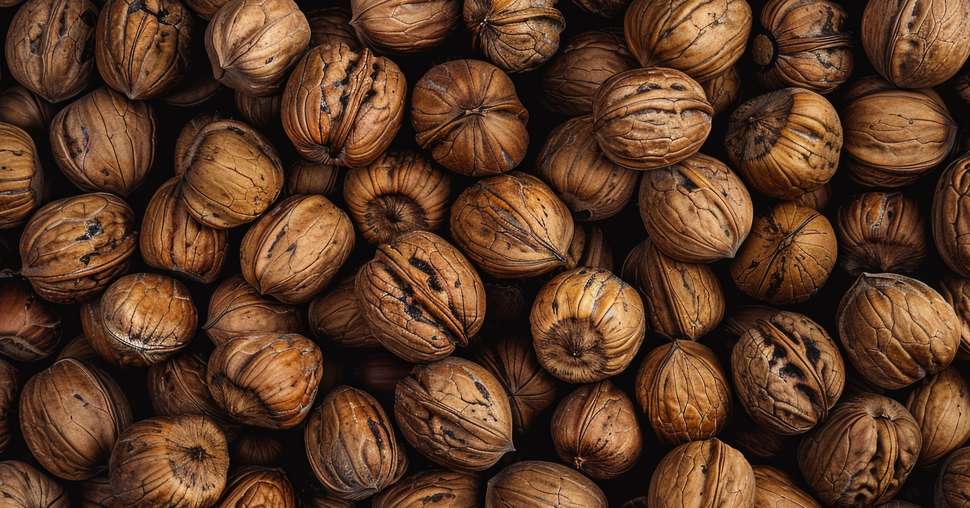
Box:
[373,469,479,508]
[485,461,607,508]
[0,278,61,362]
[934,154,970,278]
[0,121,43,230]
[905,367,970,466]
[540,30,637,117]
[838,191,927,276]
[477,335,558,435]
[464,0,564,73]
[648,438,756,508]
[350,0,459,54]
[0,461,68,508]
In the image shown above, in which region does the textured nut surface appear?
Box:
[752,465,820,508]
[203,275,304,346]
[0,460,68,508]
[234,92,281,130]
[308,277,377,349]
[464,0,564,73]
[541,30,637,116]
[939,276,970,357]
[566,224,614,271]
[350,0,459,53]
[230,434,284,468]
[485,460,607,508]
[78,475,115,507]
[477,335,558,434]
[647,438,756,508]
[905,367,970,466]
[0,85,54,136]
[147,351,228,426]
[0,122,43,230]
[0,359,15,454]
[373,469,478,508]
[286,160,340,197]
[933,154,970,278]
[700,66,742,115]
[307,6,360,48]
[938,447,970,508]
[838,191,927,276]
[219,467,296,508]
[0,279,61,362]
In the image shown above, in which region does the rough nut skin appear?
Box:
[307,6,360,49]
[647,438,756,508]
[536,116,638,222]
[838,191,927,276]
[394,357,514,471]
[305,386,407,501]
[286,160,340,197]
[934,154,970,278]
[109,415,229,508]
[412,59,529,177]
[203,275,304,346]
[350,0,459,53]
[837,272,960,390]
[373,469,478,508]
[638,153,753,263]
[0,122,43,230]
[567,224,614,271]
[531,268,645,383]
[752,0,853,93]
[0,279,61,362]
[939,276,970,357]
[798,394,921,507]
[450,172,573,278]
[19,358,132,481]
[240,194,354,304]
[219,467,295,508]
[725,88,842,200]
[205,0,310,96]
[178,119,284,229]
[624,0,752,82]
[4,0,98,103]
[730,310,845,436]
[477,335,558,434]
[19,193,137,304]
[0,86,54,137]
[752,466,820,508]
[593,67,713,171]
[540,30,637,117]
[905,367,970,466]
[464,0,565,74]
[0,359,15,454]
[147,351,229,426]
[938,447,970,508]
[343,150,451,245]
[207,333,322,429]
[636,340,732,445]
[485,460,606,508]
[700,66,741,115]
[0,461,69,508]
[309,277,377,349]
[730,201,837,305]
[282,42,406,168]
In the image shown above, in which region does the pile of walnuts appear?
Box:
[1,0,970,506]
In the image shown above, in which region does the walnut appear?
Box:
[905,367,970,466]
[350,0,459,53]
[0,359,15,454]
[351,350,411,398]
[752,466,821,508]
[78,476,115,508]
[286,159,340,197]
[55,335,100,364]
[938,447,970,508]
[571,0,627,18]
[0,461,68,508]
[723,412,794,462]
[308,277,377,349]
[203,275,304,346]
[933,154,970,278]
[648,439,755,508]
[0,278,61,362]
[700,66,742,115]
[147,351,230,427]
[939,276,970,358]
[485,461,607,508]
[307,6,360,49]
[958,68,970,104]
[540,30,637,116]
[185,0,229,19]
[219,467,296,508]
[464,0,564,73]
[373,470,479,508]
[173,110,227,175]
[0,122,44,230]
[566,224,614,271]
[162,63,222,108]
[838,191,927,276]
[234,92,281,131]
[477,334,558,435]
[0,86,54,137]
[793,183,832,211]
[230,433,284,468]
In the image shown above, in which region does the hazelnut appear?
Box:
[905,367,970,466]
[309,277,378,349]
[566,224,614,271]
[752,466,820,508]
[477,335,558,435]
[307,6,360,49]
[203,275,304,346]
[485,461,607,508]
[648,439,755,508]
[286,159,340,197]
[373,469,478,508]
[147,351,229,426]
[220,467,296,508]
[0,86,54,137]
[464,0,564,73]
[0,359,15,454]
[230,434,284,468]
[540,30,637,116]
[0,461,68,508]
[838,191,927,276]
[933,154,970,277]
[0,279,61,362]
[938,447,970,508]
[939,276,970,358]
[234,92,281,131]
[350,0,459,53]
[700,66,742,115]
[0,122,43,230]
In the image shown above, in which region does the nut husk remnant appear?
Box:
[838,191,927,276]
[373,469,478,508]
[933,154,970,278]
[0,121,43,230]
[477,335,558,435]
[0,460,69,508]
[0,278,61,362]
[647,439,756,508]
[204,275,304,346]
[541,30,637,117]
[905,367,970,466]
[464,0,564,73]
[219,467,296,508]
[350,0,459,54]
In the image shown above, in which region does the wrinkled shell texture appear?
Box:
[235,92,281,130]
[940,276,970,357]
[567,223,614,271]
[394,357,514,471]
[204,275,304,346]
[286,159,340,196]
[798,394,921,506]
[308,278,377,349]
[0,85,54,136]
[477,335,558,434]
[350,0,459,53]
[905,367,970,465]
[186,0,229,19]
[541,30,637,116]
[647,439,756,508]
[307,6,360,48]
[0,461,68,508]
[412,59,529,176]
[0,121,43,229]
[219,467,296,508]
[372,469,478,508]
[752,466,820,508]
[230,434,285,468]
[838,191,927,276]
[147,351,227,424]
[701,66,742,115]
[0,279,61,361]
[464,0,565,73]
[938,447,970,508]
[0,360,15,453]
[837,273,960,389]
[934,154,970,277]
[593,67,713,171]
[485,460,607,508]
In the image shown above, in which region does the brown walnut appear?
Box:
[78,476,115,508]
[905,367,970,466]
[219,467,296,508]
[938,447,970,508]
[351,351,411,399]
[753,466,821,508]
[308,277,378,349]
[540,30,637,116]
[307,6,360,49]
[286,159,340,197]
[0,279,61,362]
[477,335,558,435]
[838,191,928,276]
[0,461,68,508]
[939,276,970,358]
[793,183,832,211]
[0,86,54,137]
[350,0,459,53]
[464,0,564,73]
[162,65,223,108]
[0,359,15,454]
[933,154,970,278]
[231,434,284,468]
[147,351,229,426]
[373,469,479,508]
[958,68,970,104]
[700,66,742,115]
[55,335,99,364]
[570,0,626,16]
[485,461,607,508]
[0,122,43,230]
[203,275,304,346]
[234,92,281,131]
[647,439,756,508]
[173,110,226,175]
[567,224,614,271]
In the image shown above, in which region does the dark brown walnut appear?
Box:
[308,277,378,349]
[723,412,794,461]
[162,53,222,108]
[304,492,355,508]
[356,231,485,363]
[19,193,137,303]
[0,122,44,230]
[958,69,970,104]
[307,6,360,48]
[207,333,323,429]
[19,358,132,480]
[219,467,296,508]
[231,434,284,467]
[0,461,69,508]
[477,335,558,434]
[571,0,627,18]
[395,357,513,471]
[531,268,645,383]
[350,0,459,53]
[938,447,970,508]
[352,351,411,397]
[185,0,228,19]
[0,86,54,137]
[905,367,970,466]
[82,273,197,367]
[541,31,637,116]
[109,415,228,508]
[173,110,227,175]
[934,154,970,278]
[282,42,406,168]
[373,469,479,508]
[648,439,756,508]
[485,461,607,508]
[636,340,732,444]
[566,224,614,271]
[412,59,529,176]
[4,0,98,103]
[730,201,837,305]
[753,466,821,508]
[793,183,832,211]
[205,0,310,96]
[837,273,960,390]
[0,279,61,361]
[464,0,565,73]
[203,275,304,346]
[624,0,752,82]
[56,335,100,364]
[725,88,842,199]
[551,380,642,480]
[0,359,15,454]
[638,153,753,263]
[700,66,742,115]
[731,310,846,435]
[343,150,451,245]
[147,351,229,426]
[286,159,340,197]
[305,386,407,500]
[940,276,970,358]
[450,172,573,278]
[798,394,921,506]
[234,92,281,131]
[78,476,115,508]
[593,67,713,170]
[536,116,638,222]
[838,191,927,276]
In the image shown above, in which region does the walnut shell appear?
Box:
[174,110,227,175]
[78,476,115,508]
[0,359,15,454]
[286,159,340,197]
[20,358,131,480]
[55,335,100,364]
[147,351,229,426]
[700,66,742,115]
[647,438,756,508]
[0,121,43,230]
[570,0,626,17]
[373,469,478,508]
[730,201,837,304]
[0,86,54,137]
[464,0,564,73]
[905,367,970,466]
[477,335,558,435]
[958,69,970,104]
[0,461,68,508]
[203,275,304,346]
[19,193,137,304]
[752,466,820,508]
[566,224,614,271]
[798,393,921,507]
[450,172,573,278]
[412,59,529,176]
[162,66,223,108]
[793,183,832,211]
[933,154,970,278]
[540,30,637,116]
[230,434,284,468]
[205,0,310,96]
[593,67,713,170]
[837,273,960,390]
[350,0,459,53]
[185,0,228,18]
[234,92,281,131]
[485,461,607,508]
[308,277,378,349]
[304,492,355,508]
[394,357,514,471]
[938,447,970,508]
[219,467,296,508]
[0,279,61,362]
[939,276,970,358]
[307,6,360,49]
[838,191,927,276]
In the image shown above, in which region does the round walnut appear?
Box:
[173,110,226,174]
[730,201,837,304]
[837,272,960,390]
[0,86,54,137]
[307,6,360,48]
[282,42,406,168]
[0,279,61,362]
[477,335,558,434]
[205,0,310,96]
[220,467,296,508]
[541,30,637,116]
[412,59,528,176]
[350,0,459,53]
[234,92,281,131]
[20,358,132,480]
[486,461,607,508]
[286,160,340,197]
[636,340,732,444]
[231,434,284,467]
[464,0,564,73]
[305,386,407,500]
[725,88,842,199]
[356,231,485,363]
[147,351,229,426]
[753,466,821,508]
[0,122,43,230]
[451,172,573,278]
[938,447,970,508]
[793,183,832,211]
[78,476,115,508]
[940,276,970,358]
[0,359,15,454]
[4,0,98,103]
[905,367,970,466]
[531,268,645,383]
[593,67,713,170]
[567,224,614,271]
[731,310,846,435]
[624,0,751,82]
[162,64,223,109]
[19,193,137,304]
[185,0,228,19]
[0,461,68,508]
[203,276,304,346]
[109,415,229,508]
[700,66,742,115]
[934,154,970,278]
[373,470,478,508]
[343,150,451,245]
[838,191,927,276]
[308,277,377,349]
[648,439,756,508]
[798,393,921,506]
[395,357,514,471]
[56,335,100,364]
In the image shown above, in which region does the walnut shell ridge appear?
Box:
[0,460,68,508]
[477,335,559,435]
[0,121,44,230]
[350,0,459,54]
[373,469,479,508]
[464,0,565,73]
[906,367,970,466]
[647,438,756,508]
[752,466,820,508]
[219,467,296,508]
[309,277,378,349]
[934,154,970,278]
[203,275,304,346]
[939,276,970,358]
[0,279,61,362]
[937,446,970,508]
[838,191,927,276]
[541,30,637,117]
[147,351,230,427]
